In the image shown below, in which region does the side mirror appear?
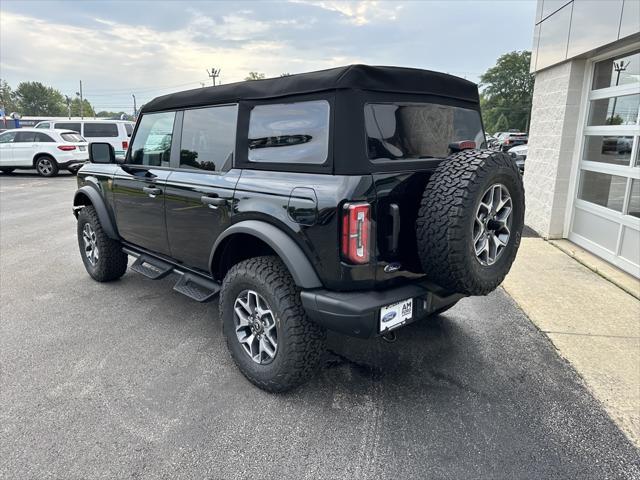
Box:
[89,142,115,164]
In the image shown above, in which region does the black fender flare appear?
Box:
[73,185,119,239]
[210,220,323,289]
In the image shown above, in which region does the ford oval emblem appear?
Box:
[384,262,402,273]
[382,311,397,323]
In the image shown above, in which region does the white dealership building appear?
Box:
[525,0,639,277]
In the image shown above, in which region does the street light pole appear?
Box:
[76,80,84,119]
[132,94,137,117]
[611,60,629,122]
[207,67,220,86]
[65,95,71,119]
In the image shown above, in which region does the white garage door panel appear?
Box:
[619,226,640,266]
[572,207,619,252]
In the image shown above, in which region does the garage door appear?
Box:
[569,48,640,278]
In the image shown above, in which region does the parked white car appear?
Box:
[0,128,89,176]
[35,119,133,157]
[508,144,527,173]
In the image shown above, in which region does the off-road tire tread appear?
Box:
[77,205,127,282]
[416,149,524,295]
[220,256,326,393]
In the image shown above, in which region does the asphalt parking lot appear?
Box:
[1,173,639,480]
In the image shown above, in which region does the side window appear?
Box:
[36,123,50,129]
[124,123,133,137]
[248,100,329,164]
[129,112,176,167]
[15,132,37,142]
[83,123,119,138]
[54,122,81,133]
[0,132,17,143]
[180,105,237,172]
[35,133,54,142]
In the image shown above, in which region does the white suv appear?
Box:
[35,119,133,157]
[0,129,89,177]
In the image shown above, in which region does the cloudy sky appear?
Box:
[1,0,536,113]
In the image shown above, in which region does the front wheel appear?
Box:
[35,156,59,177]
[77,205,128,282]
[220,256,326,393]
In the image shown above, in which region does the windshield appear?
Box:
[365,102,485,160]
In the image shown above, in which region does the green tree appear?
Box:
[0,79,17,113]
[14,82,66,116]
[480,51,534,133]
[69,98,95,117]
[245,72,266,81]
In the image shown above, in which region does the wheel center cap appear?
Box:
[250,316,263,335]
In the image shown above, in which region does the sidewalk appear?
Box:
[503,237,640,446]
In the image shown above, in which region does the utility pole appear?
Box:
[76,80,84,119]
[132,94,137,117]
[207,67,220,86]
[65,95,71,119]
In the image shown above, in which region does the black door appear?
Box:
[164,105,239,271]
[112,111,177,256]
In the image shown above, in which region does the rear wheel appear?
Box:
[77,205,128,282]
[416,150,524,296]
[35,155,59,177]
[220,256,326,392]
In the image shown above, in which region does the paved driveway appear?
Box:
[1,173,638,480]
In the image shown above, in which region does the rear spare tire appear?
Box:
[416,150,524,296]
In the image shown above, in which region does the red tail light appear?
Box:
[504,139,511,145]
[57,145,76,151]
[122,140,129,150]
[341,202,370,264]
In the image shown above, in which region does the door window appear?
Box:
[248,100,329,164]
[129,112,176,167]
[83,123,119,137]
[14,132,37,142]
[36,122,50,129]
[54,122,81,133]
[0,132,17,143]
[180,105,237,172]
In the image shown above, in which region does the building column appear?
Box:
[524,58,586,238]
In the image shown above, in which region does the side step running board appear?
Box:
[130,255,173,279]
[124,248,220,303]
[173,274,220,303]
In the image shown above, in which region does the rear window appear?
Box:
[365,103,485,160]
[124,123,133,136]
[83,123,119,138]
[54,122,81,133]
[61,132,84,142]
[248,100,329,164]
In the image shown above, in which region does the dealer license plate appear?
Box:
[379,298,413,332]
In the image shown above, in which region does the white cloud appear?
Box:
[291,0,403,25]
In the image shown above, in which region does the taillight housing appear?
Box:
[122,140,129,150]
[341,202,371,264]
[57,145,76,151]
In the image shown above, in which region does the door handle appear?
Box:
[200,195,227,208]
[143,186,162,198]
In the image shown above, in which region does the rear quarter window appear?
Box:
[83,123,119,138]
[248,100,329,164]
[365,103,485,160]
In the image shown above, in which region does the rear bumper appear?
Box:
[300,281,464,338]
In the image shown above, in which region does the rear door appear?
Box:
[164,105,239,271]
[112,111,176,256]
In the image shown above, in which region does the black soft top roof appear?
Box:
[142,65,479,113]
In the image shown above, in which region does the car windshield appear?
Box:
[61,132,85,142]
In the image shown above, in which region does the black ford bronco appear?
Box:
[73,65,524,392]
